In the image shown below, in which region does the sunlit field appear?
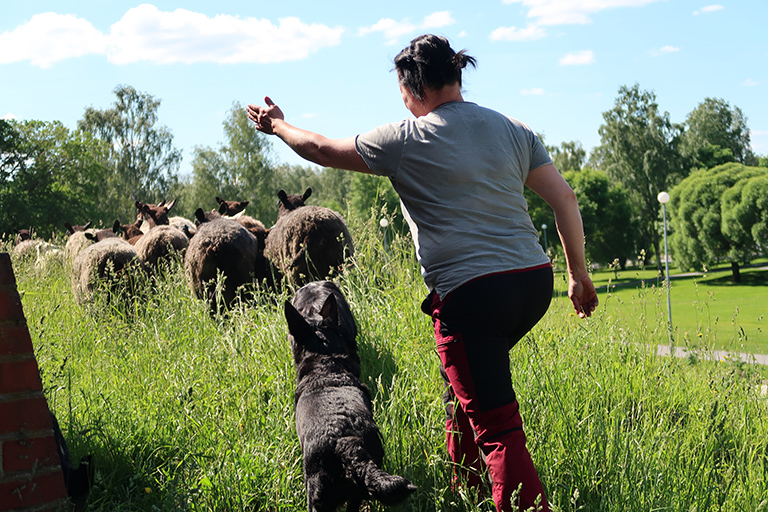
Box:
[3,215,767,512]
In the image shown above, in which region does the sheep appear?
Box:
[169,216,196,237]
[265,188,354,286]
[71,238,144,305]
[14,228,31,243]
[216,197,248,217]
[133,225,189,268]
[114,218,144,244]
[64,230,98,263]
[12,235,62,269]
[64,221,93,236]
[136,199,177,233]
[184,217,261,311]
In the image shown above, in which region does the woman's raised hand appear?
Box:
[246,97,284,135]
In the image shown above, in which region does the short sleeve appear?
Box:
[355,120,409,178]
[529,132,552,171]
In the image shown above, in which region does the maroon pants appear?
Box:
[423,266,553,512]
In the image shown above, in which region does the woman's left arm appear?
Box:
[246,97,371,173]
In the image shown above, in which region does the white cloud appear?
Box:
[659,45,680,54]
[0,4,344,67]
[358,11,455,45]
[502,0,662,26]
[107,4,344,64]
[490,24,546,42]
[559,50,595,65]
[0,12,108,68]
[693,5,724,15]
[743,78,759,87]
[2,113,17,120]
[520,88,545,95]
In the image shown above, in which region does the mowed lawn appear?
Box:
[551,260,768,356]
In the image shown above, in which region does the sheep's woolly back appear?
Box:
[184,218,259,309]
[71,238,141,305]
[134,225,189,267]
[265,206,354,285]
[169,216,196,236]
[65,230,98,263]
[13,240,43,260]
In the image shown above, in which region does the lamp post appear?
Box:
[657,191,672,341]
[379,218,389,252]
[541,223,548,254]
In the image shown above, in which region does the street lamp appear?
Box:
[657,191,672,340]
[541,223,548,253]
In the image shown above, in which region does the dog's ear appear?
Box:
[284,300,315,342]
[319,293,338,329]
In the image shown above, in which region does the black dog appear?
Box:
[284,281,416,512]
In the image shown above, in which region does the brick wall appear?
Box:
[0,253,69,511]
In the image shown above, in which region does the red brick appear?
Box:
[0,396,53,434]
[0,291,25,324]
[0,469,68,510]
[2,435,61,473]
[0,254,16,287]
[0,324,34,356]
[0,360,43,394]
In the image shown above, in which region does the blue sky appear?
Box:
[2,1,766,176]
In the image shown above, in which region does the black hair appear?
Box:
[393,34,477,102]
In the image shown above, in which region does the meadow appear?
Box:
[4,216,768,512]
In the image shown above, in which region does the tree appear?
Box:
[681,97,757,167]
[669,163,765,281]
[550,140,586,173]
[78,85,182,222]
[1,119,110,238]
[562,169,636,268]
[720,172,768,261]
[178,102,277,223]
[595,83,686,271]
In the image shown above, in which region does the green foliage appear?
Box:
[669,163,766,273]
[174,102,277,224]
[0,119,110,238]
[721,173,768,256]
[548,140,586,174]
[78,84,182,223]
[595,83,687,270]
[681,97,756,166]
[562,168,636,267]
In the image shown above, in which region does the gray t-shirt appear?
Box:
[355,101,551,298]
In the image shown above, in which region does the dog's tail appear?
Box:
[337,437,417,505]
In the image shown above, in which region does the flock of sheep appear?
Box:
[12,188,355,312]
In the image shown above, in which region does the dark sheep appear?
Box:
[64,221,93,236]
[136,199,177,232]
[184,217,260,311]
[114,218,144,243]
[216,197,249,216]
[266,188,354,286]
[285,281,416,511]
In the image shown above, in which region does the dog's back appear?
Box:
[285,281,416,512]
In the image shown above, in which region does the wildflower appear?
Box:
[145,487,151,494]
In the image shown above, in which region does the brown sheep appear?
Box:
[265,188,354,286]
[184,218,260,312]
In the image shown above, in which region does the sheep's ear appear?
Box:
[319,293,338,328]
[284,301,314,342]
[64,222,75,235]
[303,188,312,201]
[84,232,96,242]
[242,200,249,207]
[135,201,145,211]
[218,202,228,215]
[215,196,224,205]
[158,200,166,207]
[166,198,177,211]
[112,219,121,233]
[83,221,93,230]
[277,189,288,201]
[194,208,206,223]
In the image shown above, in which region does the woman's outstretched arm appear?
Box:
[246,97,371,173]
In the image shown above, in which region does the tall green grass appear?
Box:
[4,217,767,511]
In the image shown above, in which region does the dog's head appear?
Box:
[284,282,358,364]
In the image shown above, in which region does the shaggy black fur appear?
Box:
[285,281,416,512]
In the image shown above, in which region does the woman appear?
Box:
[247,34,598,512]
